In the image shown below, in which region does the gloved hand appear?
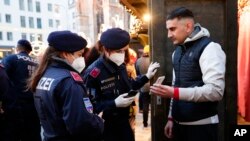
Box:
[115,93,135,108]
[146,62,160,79]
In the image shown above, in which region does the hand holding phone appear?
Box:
[149,76,165,95]
[124,90,138,98]
[154,76,165,84]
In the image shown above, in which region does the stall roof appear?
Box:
[119,0,147,19]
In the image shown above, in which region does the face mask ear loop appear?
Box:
[71,53,76,60]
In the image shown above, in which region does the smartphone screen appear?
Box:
[155,76,165,84]
[149,76,165,95]
[124,90,138,98]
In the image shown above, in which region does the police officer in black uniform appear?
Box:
[2,39,41,141]
[0,64,10,114]
[84,28,160,141]
[0,64,11,140]
[28,31,104,141]
[0,64,10,103]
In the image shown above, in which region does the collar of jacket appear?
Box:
[50,56,77,72]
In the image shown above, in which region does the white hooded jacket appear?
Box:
[168,24,226,124]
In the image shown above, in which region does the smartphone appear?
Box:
[149,76,165,95]
[124,90,138,98]
[155,76,165,84]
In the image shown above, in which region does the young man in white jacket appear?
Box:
[150,7,226,141]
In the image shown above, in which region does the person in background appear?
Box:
[82,41,104,70]
[2,39,41,141]
[28,31,104,141]
[125,48,137,79]
[0,64,10,114]
[0,64,11,140]
[150,7,226,141]
[124,47,138,133]
[84,28,160,141]
[135,45,151,128]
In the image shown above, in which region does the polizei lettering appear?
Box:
[17,55,38,63]
[37,77,55,91]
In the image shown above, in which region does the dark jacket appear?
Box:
[34,58,103,141]
[135,55,150,92]
[2,51,37,101]
[83,55,149,121]
[172,37,218,122]
[0,64,10,102]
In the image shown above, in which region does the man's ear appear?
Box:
[186,19,194,34]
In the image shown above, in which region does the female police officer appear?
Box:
[83,28,160,141]
[28,31,104,141]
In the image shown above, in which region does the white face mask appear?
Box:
[71,56,86,73]
[108,52,125,66]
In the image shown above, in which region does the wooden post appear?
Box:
[224,0,238,141]
[149,0,170,141]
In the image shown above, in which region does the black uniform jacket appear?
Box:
[83,55,149,121]
[34,57,103,141]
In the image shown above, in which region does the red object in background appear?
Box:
[129,48,137,64]
[238,5,250,121]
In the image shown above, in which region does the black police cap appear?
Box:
[100,28,130,50]
[47,30,87,52]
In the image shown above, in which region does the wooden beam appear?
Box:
[119,0,143,19]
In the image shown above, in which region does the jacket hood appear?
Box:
[184,23,210,43]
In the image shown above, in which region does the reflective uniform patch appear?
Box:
[90,67,100,78]
[83,97,93,113]
[101,82,115,90]
[101,77,115,83]
[70,71,83,82]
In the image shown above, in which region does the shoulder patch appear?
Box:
[90,67,100,78]
[70,71,83,82]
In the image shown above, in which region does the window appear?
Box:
[68,0,74,5]
[30,33,35,42]
[20,16,26,27]
[35,1,41,12]
[110,0,118,3]
[72,22,75,30]
[54,5,59,13]
[48,19,53,27]
[0,32,2,40]
[4,0,10,5]
[56,20,60,28]
[28,0,33,12]
[38,34,43,41]
[48,3,52,12]
[5,14,11,23]
[19,0,25,10]
[21,33,27,39]
[37,18,42,29]
[0,13,1,23]
[29,17,34,28]
[7,32,13,41]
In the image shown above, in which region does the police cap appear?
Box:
[100,28,130,50]
[47,30,87,52]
